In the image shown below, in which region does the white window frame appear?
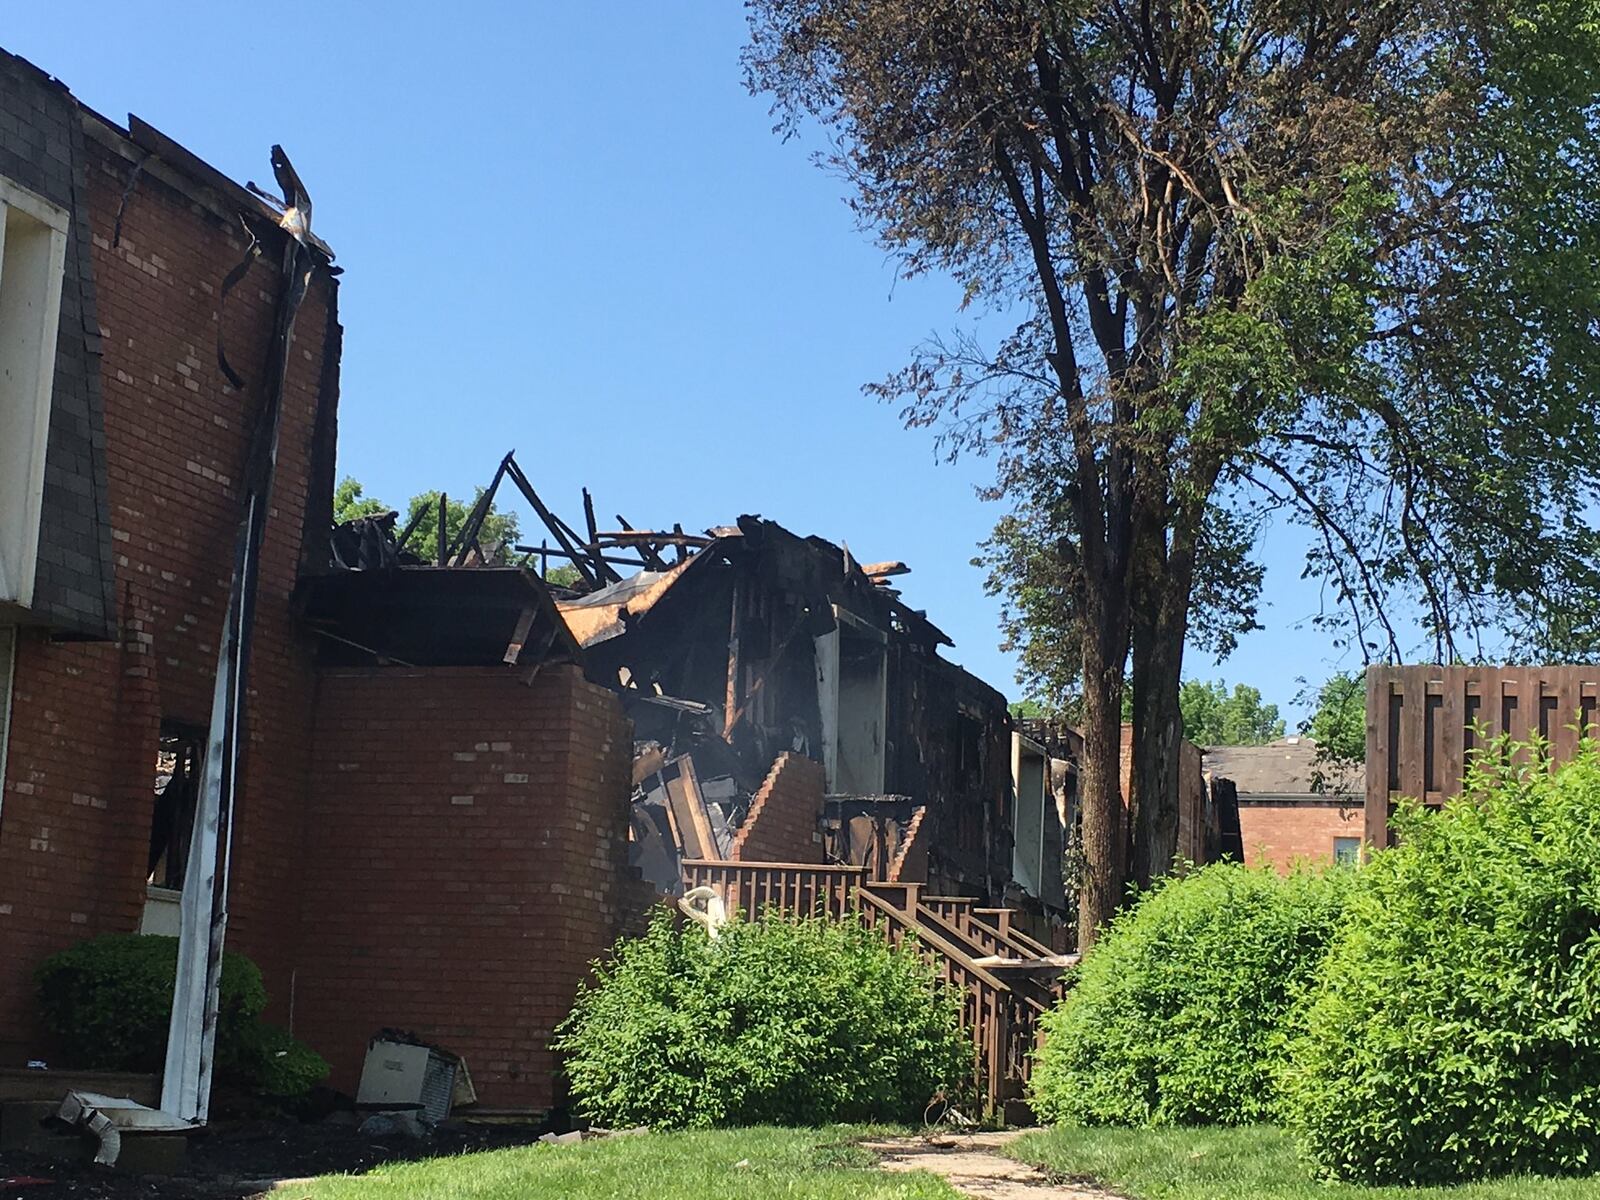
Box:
[0,176,70,612]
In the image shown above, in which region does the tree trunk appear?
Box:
[1077,583,1129,951]
[1128,608,1184,889]
[1127,490,1202,891]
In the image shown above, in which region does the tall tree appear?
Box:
[1304,671,1366,764]
[1179,680,1284,746]
[746,1,1600,945]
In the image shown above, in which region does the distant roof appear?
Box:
[1202,738,1362,798]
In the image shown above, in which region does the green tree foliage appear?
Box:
[332,476,388,524]
[1030,863,1351,1128]
[1304,672,1365,764]
[1178,680,1284,746]
[333,476,521,562]
[1283,746,1600,1185]
[544,562,583,588]
[745,0,1600,944]
[400,488,522,561]
[556,910,969,1129]
[1014,680,1280,745]
[35,934,327,1097]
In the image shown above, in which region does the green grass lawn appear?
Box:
[1009,1125,1600,1199]
[278,1126,959,1200]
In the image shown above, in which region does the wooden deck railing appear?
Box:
[681,859,866,920]
[680,860,1073,1113]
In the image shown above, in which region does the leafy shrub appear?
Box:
[1283,746,1600,1185]
[35,934,327,1097]
[219,1022,332,1098]
[555,909,969,1128]
[1030,862,1351,1127]
[36,934,266,1072]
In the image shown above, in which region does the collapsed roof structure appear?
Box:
[313,451,1070,935]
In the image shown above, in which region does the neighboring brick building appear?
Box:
[1202,738,1363,870]
[0,50,644,1116]
[0,48,335,1065]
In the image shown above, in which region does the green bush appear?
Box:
[35,934,327,1097]
[1283,746,1600,1185]
[555,909,969,1129]
[1030,861,1351,1127]
[219,1022,332,1098]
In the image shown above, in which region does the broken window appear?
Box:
[0,178,69,612]
[814,606,887,794]
[149,724,203,890]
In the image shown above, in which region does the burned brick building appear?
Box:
[0,51,641,1118]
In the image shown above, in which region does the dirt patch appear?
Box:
[1,1116,548,1199]
[860,1132,1123,1200]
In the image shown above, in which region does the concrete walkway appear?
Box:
[860,1132,1121,1200]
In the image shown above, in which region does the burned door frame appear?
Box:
[814,604,888,796]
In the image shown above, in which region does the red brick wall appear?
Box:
[729,752,826,863]
[0,121,334,1061]
[889,805,929,883]
[1237,801,1363,871]
[292,664,633,1113]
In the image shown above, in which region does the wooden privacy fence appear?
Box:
[1365,665,1600,847]
[681,860,1073,1114]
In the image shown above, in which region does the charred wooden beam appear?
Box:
[393,502,426,555]
[596,529,714,547]
[724,579,742,739]
[511,544,654,569]
[583,487,599,546]
[445,452,511,566]
[503,605,537,665]
[504,457,600,589]
[436,492,447,567]
[616,513,669,570]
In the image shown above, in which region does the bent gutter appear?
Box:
[161,145,334,1125]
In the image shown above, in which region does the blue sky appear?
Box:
[12,3,1372,721]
